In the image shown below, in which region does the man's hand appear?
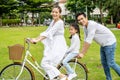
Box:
[77,42,90,58]
[77,53,84,58]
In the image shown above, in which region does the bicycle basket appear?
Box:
[8,44,24,60]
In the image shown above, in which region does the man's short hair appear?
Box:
[76,12,86,19]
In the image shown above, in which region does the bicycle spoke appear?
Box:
[0,64,34,80]
[58,60,88,80]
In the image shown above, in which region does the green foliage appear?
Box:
[0,0,19,26]
[65,0,95,22]
[91,0,120,24]
[0,0,18,16]
[0,0,53,26]
[40,12,52,24]
[66,0,119,24]
[104,0,120,24]
[66,0,95,14]
[2,19,21,26]
[18,0,53,12]
[66,0,84,13]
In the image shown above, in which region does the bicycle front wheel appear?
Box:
[0,63,34,80]
[58,59,88,80]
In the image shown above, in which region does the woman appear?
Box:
[29,6,67,80]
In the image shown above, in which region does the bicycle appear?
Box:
[0,39,88,80]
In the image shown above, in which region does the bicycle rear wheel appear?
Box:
[58,59,88,80]
[0,63,35,80]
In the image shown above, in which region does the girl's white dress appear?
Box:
[40,19,67,79]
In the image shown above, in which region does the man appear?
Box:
[77,12,120,80]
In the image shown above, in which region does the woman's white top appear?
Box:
[84,20,116,46]
[66,34,80,53]
[40,19,67,66]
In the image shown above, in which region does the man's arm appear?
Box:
[77,41,90,58]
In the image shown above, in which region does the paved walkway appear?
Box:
[110,28,120,30]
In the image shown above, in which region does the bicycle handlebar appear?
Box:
[25,38,37,50]
[26,38,31,50]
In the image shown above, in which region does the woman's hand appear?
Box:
[26,38,36,44]
[30,38,37,44]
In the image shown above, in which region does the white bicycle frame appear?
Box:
[15,39,78,80]
[16,40,48,80]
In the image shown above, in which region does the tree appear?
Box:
[92,0,107,24]
[0,0,18,26]
[104,0,120,26]
[18,0,53,25]
[65,0,95,22]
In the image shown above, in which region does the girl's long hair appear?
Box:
[69,23,81,40]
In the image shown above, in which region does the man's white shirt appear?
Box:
[84,20,116,46]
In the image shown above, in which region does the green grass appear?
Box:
[0,26,120,80]
[106,24,116,28]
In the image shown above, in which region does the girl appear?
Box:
[29,6,67,80]
[62,23,80,80]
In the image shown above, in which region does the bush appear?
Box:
[2,19,21,26]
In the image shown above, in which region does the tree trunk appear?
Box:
[111,15,113,24]
[99,3,103,24]
[0,16,2,26]
[38,13,41,25]
[115,12,119,28]
[32,12,34,26]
